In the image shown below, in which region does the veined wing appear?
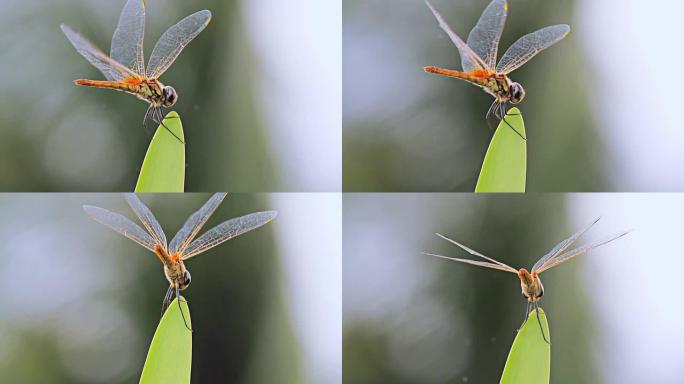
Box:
[422,252,518,273]
[181,211,278,260]
[110,0,146,76]
[146,10,212,79]
[496,24,570,74]
[169,193,227,255]
[467,0,507,71]
[424,0,490,72]
[428,233,518,273]
[534,230,630,274]
[532,217,600,272]
[83,205,157,252]
[61,24,140,82]
[124,194,167,250]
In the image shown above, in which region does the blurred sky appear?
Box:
[0,193,341,384]
[344,193,684,384]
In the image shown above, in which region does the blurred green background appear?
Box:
[343,193,640,383]
[0,193,340,383]
[0,0,340,192]
[343,0,609,191]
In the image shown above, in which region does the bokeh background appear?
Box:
[0,193,341,383]
[343,0,683,191]
[344,193,684,383]
[0,0,340,192]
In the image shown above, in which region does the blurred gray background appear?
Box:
[0,0,340,192]
[343,0,682,192]
[343,193,684,383]
[0,193,341,383]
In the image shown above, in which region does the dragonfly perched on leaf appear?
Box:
[61,0,212,144]
[424,0,570,139]
[424,217,629,343]
[83,193,277,330]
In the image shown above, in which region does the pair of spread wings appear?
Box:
[425,0,570,75]
[83,193,277,261]
[424,217,630,275]
[61,0,211,82]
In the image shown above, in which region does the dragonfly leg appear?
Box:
[518,301,532,333]
[161,285,174,316]
[175,286,193,332]
[152,106,185,144]
[497,102,526,140]
[534,301,550,344]
[484,100,499,132]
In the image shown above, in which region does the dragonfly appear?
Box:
[83,193,277,330]
[424,0,570,139]
[61,0,212,144]
[423,217,629,343]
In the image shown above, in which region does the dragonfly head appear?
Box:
[162,86,178,107]
[179,269,192,290]
[509,82,525,104]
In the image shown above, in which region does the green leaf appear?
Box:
[135,111,185,192]
[139,297,192,384]
[500,308,550,384]
[475,108,526,192]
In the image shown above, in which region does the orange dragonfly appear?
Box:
[83,193,277,330]
[61,0,212,143]
[424,217,629,342]
[424,0,570,139]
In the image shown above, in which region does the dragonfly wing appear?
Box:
[424,0,490,72]
[110,0,146,76]
[532,217,600,272]
[146,10,212,79]
[436,233,518,272]
[181,211,278,260]
[467,0,507,71]
[422,252,518,273]
[169,193,227,255]
[61,24,140,82]
[124,194,167,250]
[534,230,630,274]
[83,205,158,252]
[496,24,570,74]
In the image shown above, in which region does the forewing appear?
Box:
[436,233,518,272]
[424,0,490,72]
[124,194,167,249]
[83,205,157,252]
[61,24,140,81]
[169,193,227,255]
[496,24,570,74]
[532,217,600,272]
[422,252,518,273]
[146,10,212,79]
[181,211,278,260]
[467,0,507,70]
[534,230,630,274]
[110,0,146,75]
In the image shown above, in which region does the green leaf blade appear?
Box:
[135,111,185,192]
[475,108,527,192]
[139,297,192,384]
[500,308,550,384]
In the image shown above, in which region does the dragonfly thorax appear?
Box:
[518,268,543,302]
[164,261,191,290]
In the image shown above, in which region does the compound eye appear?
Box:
[184,270,191,285]
[510,83,525,103]
[163,86,178,106]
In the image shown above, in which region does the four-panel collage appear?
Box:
[1,0,682,383]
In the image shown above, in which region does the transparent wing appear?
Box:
[467,0,507,71]
[422,252,518,273]
[496,24,570,74]
[535,230,630,274]
[424,0,490,72]
[146,10,212,79]
[182,211,278,260]
[110,0,146,76]
[61,24,140,81]
[83,205,157,252]
[169,193,227,255]
[124,194,167,249]
[532,217,600,272]
[433,233,518,272]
